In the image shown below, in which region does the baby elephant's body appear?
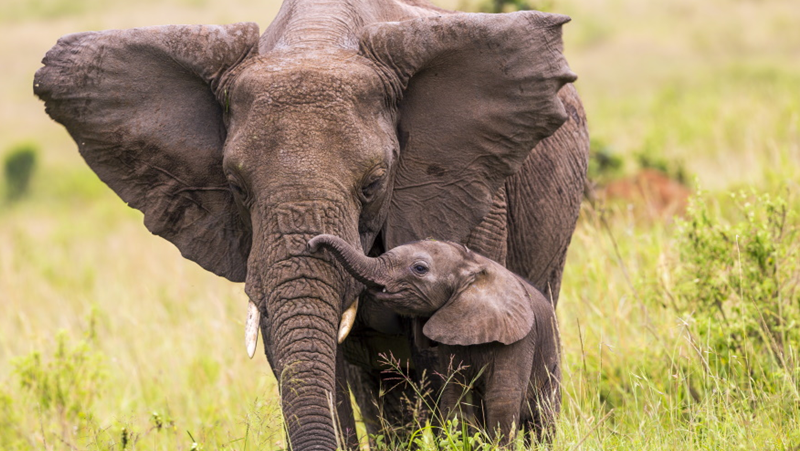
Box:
[436,284,560,443]
[308,235,561,443]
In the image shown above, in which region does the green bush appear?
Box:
[587,138,624,185]
[0,387,24,447]
[636,149,689,185]
[672,190,799,398]
[3,142,38,201]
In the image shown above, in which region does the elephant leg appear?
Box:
[439,374,465,423]
[377,368,425,438]
[484,382,526,445]
[484,349,534,445]
[343,313,431,444]
[346,363,424,444]
[335,350,358,449]
[523,362,561,445]
[344,361,381,446]
[531,242,570,307]
[438,371,484,432]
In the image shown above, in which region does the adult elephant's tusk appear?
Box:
[245,300,260,359]
[337,298,359,344]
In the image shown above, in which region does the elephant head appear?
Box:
[308,234,536,347]
[34,2,576,448]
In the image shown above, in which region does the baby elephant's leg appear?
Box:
[484,376,527,444]
[484,346,534,445]
[523,361,561,444]
[439,377,462,420]
[439,369,480,426]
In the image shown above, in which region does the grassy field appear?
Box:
[1,0,798,449]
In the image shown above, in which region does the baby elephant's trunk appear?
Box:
[307,234,390,287]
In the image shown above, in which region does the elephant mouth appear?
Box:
[365,285,406,303]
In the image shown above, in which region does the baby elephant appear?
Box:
[308,234,561,443]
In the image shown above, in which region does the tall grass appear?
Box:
[1,0,799,449]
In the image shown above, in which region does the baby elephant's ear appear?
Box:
[423,261,536,346]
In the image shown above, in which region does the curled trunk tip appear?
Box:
[307,234,336,254]
[307,234,387,287]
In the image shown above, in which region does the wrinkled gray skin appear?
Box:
[308,235,561,443]
[34,0,588,448]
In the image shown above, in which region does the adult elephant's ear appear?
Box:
[34,23,259,282]
[360,11,576,248]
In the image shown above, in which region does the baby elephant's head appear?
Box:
[308,234,536,346]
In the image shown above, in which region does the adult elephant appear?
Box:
[34,0,588,448]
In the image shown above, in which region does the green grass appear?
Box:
[1,0,799,449]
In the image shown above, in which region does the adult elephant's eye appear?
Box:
[411,261,429,276]
[360,166,386,202]
[227,176,250,205]
[361,179,381,198]
[229,180,245,197]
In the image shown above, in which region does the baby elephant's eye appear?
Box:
[411,261,429,276]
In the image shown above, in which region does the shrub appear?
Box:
[671,190,799,398]
[0,387,24,447]
[636,149,689,186]
[587,138,624,185]
[3,142,38,201]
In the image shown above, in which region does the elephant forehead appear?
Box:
[399,241,462,264]
[418,240,464,256]
[233,54,383,107]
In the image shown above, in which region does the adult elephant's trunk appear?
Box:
[246,203,362,450]
[308,234,391,287]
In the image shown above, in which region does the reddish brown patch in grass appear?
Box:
[592,169,692,221]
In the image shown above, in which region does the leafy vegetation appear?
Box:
[1,0,798,449]
[670,191,799,403]
[3,143,38,202]
[586,138,624,186]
